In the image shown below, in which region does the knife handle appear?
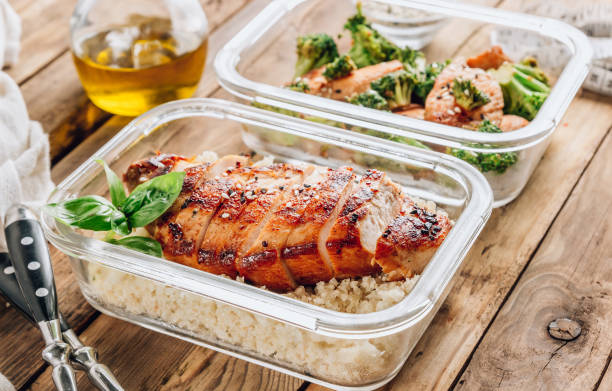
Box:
[4,206,58,323]
[0,252,34,323]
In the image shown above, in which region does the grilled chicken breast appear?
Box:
[299,60,404,100]
[124,154,452,291]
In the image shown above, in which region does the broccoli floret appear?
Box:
[344,4,402,68]
[412,60,450,105]
[449,120,518,174]
[348,90,390,111]
[370,70,417,110]
[396,47,426,74]
[286,80,310,93]
[322,55,357,80]
[294,33,339,78]
[477,119,502,133]
[452,78,491,111]
[517,56,549,84]
[489,62,550,121]
[450,148,517,174]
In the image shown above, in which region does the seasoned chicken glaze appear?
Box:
[124,154,452,291]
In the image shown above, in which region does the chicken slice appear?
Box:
[500,114,529,132]
[425,61,504,127]
[282,167,355,285]
[325,170,403,278]
[199,163,308,279]
[374,199,452,280]
[300,60,404,101]
[396,104,425,120]
[124,154,192,191]
[237,165,322,291]
[152,155,249,270]
[466,46,511,71]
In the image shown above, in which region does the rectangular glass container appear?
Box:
[214,0,592,207]
[42,98,492,390]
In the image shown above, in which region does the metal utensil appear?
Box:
[4,205,77,391]
[0,252,123,391]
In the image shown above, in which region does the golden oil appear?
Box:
[72,16,207,116]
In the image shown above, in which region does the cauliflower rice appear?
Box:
[87,265,419,384]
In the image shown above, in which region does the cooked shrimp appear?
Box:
[299,60,403,100]
[500,114,529,132]
[466,46,511,70]
[424,61,504,127]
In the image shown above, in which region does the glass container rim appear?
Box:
[214,0,593,149]
[42,98,492,339]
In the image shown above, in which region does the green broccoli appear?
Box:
[449,120,518,174]
[452,78,491,111]
[412,60,450,105]
[489,62,550,121]
[517,57,549,84]
[477,119,502,133]
[322,55,357,80]
[286,80,310,93]
[370,70,417,110]
[348,90,390,111]
[294,33,339,78]
[344,4,402,68]
[397,47,426,74]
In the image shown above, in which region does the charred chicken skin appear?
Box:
[124,154,451,291]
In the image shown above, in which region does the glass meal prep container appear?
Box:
[42,98,492,390]
[214,0,592,207]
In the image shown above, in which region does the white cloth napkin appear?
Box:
[0,0,54,255]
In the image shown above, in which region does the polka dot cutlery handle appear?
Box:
[4,205,78,391]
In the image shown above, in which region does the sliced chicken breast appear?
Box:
[326,169,403,278]
[300,60,404,101]
[283,167,355,285]
[374,199,452,280]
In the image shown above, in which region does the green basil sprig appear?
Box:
[46,159,185,257]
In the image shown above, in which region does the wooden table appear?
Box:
[1,0,610,390]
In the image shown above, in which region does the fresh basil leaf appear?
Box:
[95,158,127,207]
[122,171,185,227]
[46,195,129,235]
[106,236,162,257]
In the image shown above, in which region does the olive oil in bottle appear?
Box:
[72,16,207,116]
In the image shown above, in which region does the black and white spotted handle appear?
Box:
[4,207,58,323]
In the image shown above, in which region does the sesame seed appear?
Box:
[303,184,311,188]
[221,212,230,219]
[236,183,242,189]
[447,109,455,115]
[260,188,267,194]
[279,185,285,190]
[222,172,228,177]
[314,195,320,200]
[221,193,230,199]
[286,202,292,208]
[464,89,469,95]
[214,175,220,180]
[454,107,461,113]
[262,241,268,247]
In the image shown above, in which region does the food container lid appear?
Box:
[214,0,593,150]
[42,98,492,339]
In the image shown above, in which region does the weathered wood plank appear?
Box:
[19,0,254,163]
[455,130,612,390]
[27,315,303,391]
[6,0,75,84]
[381,92,612,390]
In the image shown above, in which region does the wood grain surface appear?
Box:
[1,0,611,390]
[456,130,612,390]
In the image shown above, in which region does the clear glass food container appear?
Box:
[42,98,492,390]
[214,0,592,207]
